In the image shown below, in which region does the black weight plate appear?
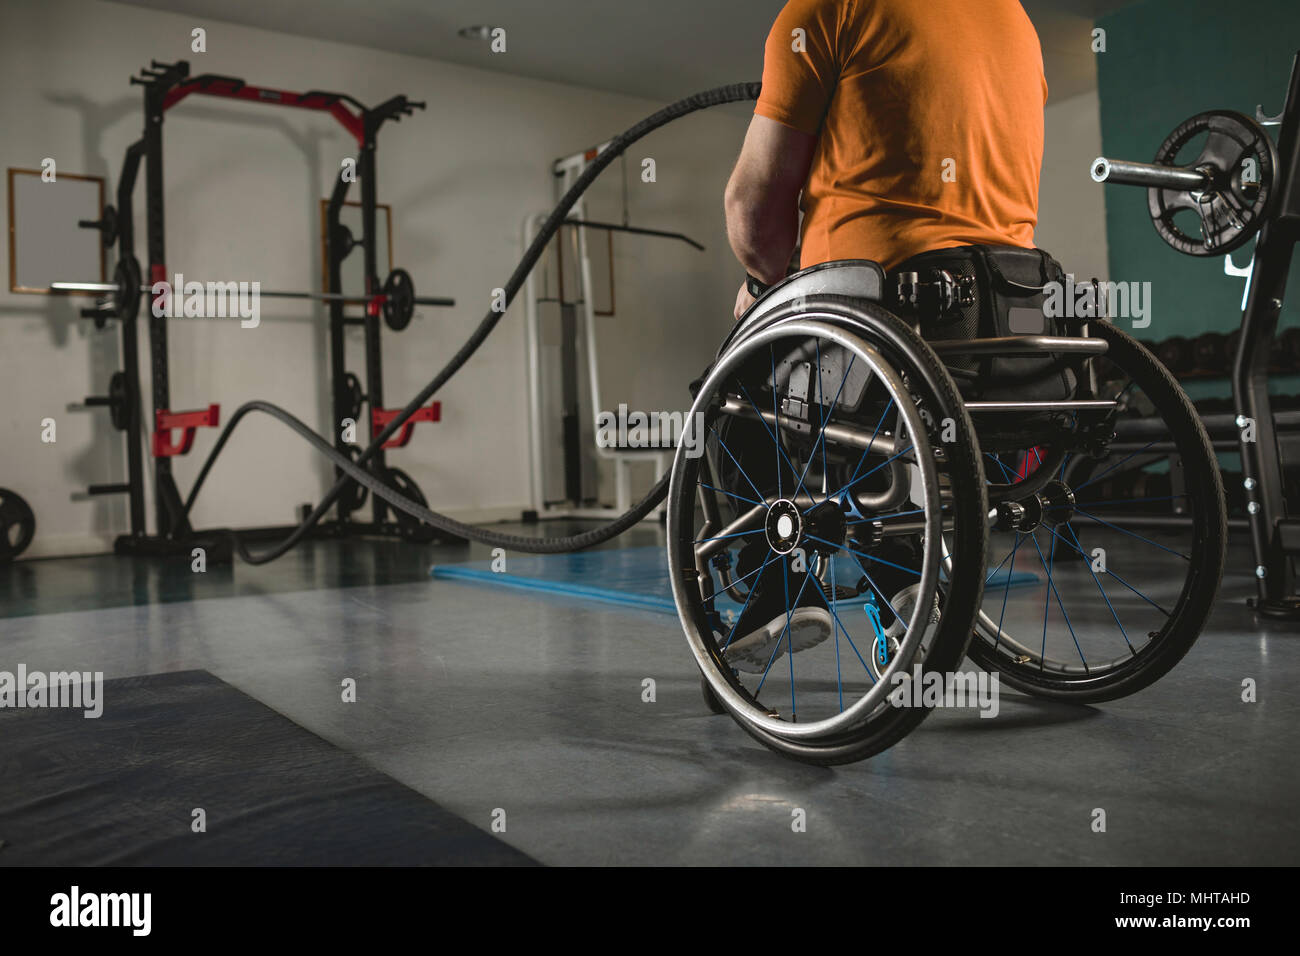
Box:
[1155,335,1192,372]
[108,371,130,431]
[0,488,36,562]
[383,466,436,542]
[340,446,369,514]
[1148,110,1278,256]
[114,255,142,323]
[1192,332,1226,372]
[343,372,364,423]
[100,205,118,248]
[382,268,415,332]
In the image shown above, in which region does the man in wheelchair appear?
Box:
[675,0,1222,764]
[717,0,1055,668]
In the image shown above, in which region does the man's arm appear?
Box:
[724,114,816,287]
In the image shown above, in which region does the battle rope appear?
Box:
[182,82,762,561]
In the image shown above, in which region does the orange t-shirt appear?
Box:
[756,0,1048,272]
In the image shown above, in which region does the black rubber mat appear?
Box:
[0,670,536,866]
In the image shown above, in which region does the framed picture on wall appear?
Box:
[8,167,106,295]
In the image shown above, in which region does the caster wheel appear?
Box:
[700,673,726,715]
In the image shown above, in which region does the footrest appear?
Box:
[153,404,220,457]
[371,403,440,449]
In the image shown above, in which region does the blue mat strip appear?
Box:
[433,546,1038,616]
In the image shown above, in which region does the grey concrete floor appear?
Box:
[1,526,1297,865]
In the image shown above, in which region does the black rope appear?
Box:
[182,82,762,562]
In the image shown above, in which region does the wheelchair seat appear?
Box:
[732,247,1082,405]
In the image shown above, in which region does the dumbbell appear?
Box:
[1192,332,1227,373]
[1154,336,1193,373]
[1278,328,1300,372]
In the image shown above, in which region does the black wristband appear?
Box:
[746,274,770,298]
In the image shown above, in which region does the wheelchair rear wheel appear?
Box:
[668,296,988,764]
[965,321,1226,702]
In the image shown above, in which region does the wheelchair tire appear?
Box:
[966,321,1226,702]
[668,295,988,765]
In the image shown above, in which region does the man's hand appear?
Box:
[734,282,756,321]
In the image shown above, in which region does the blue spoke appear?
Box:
[770,345,783,500]
[818,340,829,501]
[1064,522,1136,656]
[793,351,857,504]
[1075,441,1158,492]
[821,444,915,506]
[726,555,776,591]
[1027,530,1087,671]
[985,452,1017,484]
[849,398,894,486]
[737,380,801,496]
[720,552,778,652]
[993,533,1023,653]
[840,550,906,627]
[985,545,1015,586]
[756,558,814,697]
[807,561,877,691]
[699,482,765,509]
[804,534,922,579]
[709,426,768,506]
[1040,524,1172,617]
[1072,509,1190,561]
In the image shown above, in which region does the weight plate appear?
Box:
[332,223,357,261]
[108,370,131,431]
[0,488,36,562]
[1155,335,1192,372]
[100,205,118,248]
[340,446,369,514]
[383,466,436,542]
[1192,332,1227,372]
[114,255,142,323]
[1148,110,1278,256]
[343,372,364,423]
[382,268,415,332]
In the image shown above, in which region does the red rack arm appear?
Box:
[371,404,441,449]
[154,405,221,458]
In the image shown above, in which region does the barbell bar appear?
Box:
[51,264,452,331]
[1091,110,1278,257]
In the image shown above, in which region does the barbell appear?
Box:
[1091,110,1278,256]
[51,262,452,331]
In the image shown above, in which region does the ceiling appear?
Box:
[111,0,1137,103]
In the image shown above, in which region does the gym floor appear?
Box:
[4,527,1294,866]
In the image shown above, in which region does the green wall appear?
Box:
[1097,0,1300,339]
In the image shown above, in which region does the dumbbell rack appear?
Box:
[77,59,458,561]
[1233,53,1300,616]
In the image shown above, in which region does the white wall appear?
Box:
[1036,88,1110,281]
[0,0,749,556]
[1,0,1106,558]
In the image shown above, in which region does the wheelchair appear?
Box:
[667,249,1227,765]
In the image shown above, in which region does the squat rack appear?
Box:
[76,59,458,559]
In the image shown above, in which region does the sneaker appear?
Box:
[724,605,835,674]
